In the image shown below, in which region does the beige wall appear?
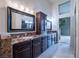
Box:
[0,0,7,33]
[0,0,52,33]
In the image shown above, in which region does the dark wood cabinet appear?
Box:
[47,34,52,48]
[32,37,41,58]
[13,40,32,58]
[41,36,47,52]
[51,31,58,44]
[47,31,58,45]
[51,34,54,45]
[12,33,58,58]
[36,12,47,35]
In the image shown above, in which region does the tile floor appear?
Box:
[38,36,74,58]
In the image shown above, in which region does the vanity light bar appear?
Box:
[6,0,34,14]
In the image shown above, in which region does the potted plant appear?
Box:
[59,19,65,39]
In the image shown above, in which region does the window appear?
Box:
[59,1,70,15]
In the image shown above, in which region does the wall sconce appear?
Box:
[25,8,34,14]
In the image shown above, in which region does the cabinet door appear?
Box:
[32,38,41,58]
[36,12,47,35]
[51,34,54,45]
[41,20,45,31]
[13,40,32,58]
[41,36,47,52]
[47,35,52,48]
[14,47,32,58]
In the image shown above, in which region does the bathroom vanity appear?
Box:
[0,7,58,58]
[12,35,48,58]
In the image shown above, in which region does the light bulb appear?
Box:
[25,8,29,12]
[6,0,12,7]
[14,2,18,8]
[20,5,24,11]
[30,10,34,14]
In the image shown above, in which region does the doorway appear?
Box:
[59,17,71,44]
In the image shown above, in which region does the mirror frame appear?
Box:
[7,7,35,32]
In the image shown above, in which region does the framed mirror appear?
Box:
[7,7,35,32]
[46,20,52,31]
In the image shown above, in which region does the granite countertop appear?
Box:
[11,34,48,45]
[0,33,49,58]
[11,35,40,45]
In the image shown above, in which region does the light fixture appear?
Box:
[25,8,34,14]
[6,0,12,7]
[7,0,19,9]
[6,0,34,14]
[13,2,18,8]
[30,10,34,14]
[25,8,29,12]
[20,5,24,11]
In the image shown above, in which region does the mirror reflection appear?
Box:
[12,12,34,30]
[46,20,52,30]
